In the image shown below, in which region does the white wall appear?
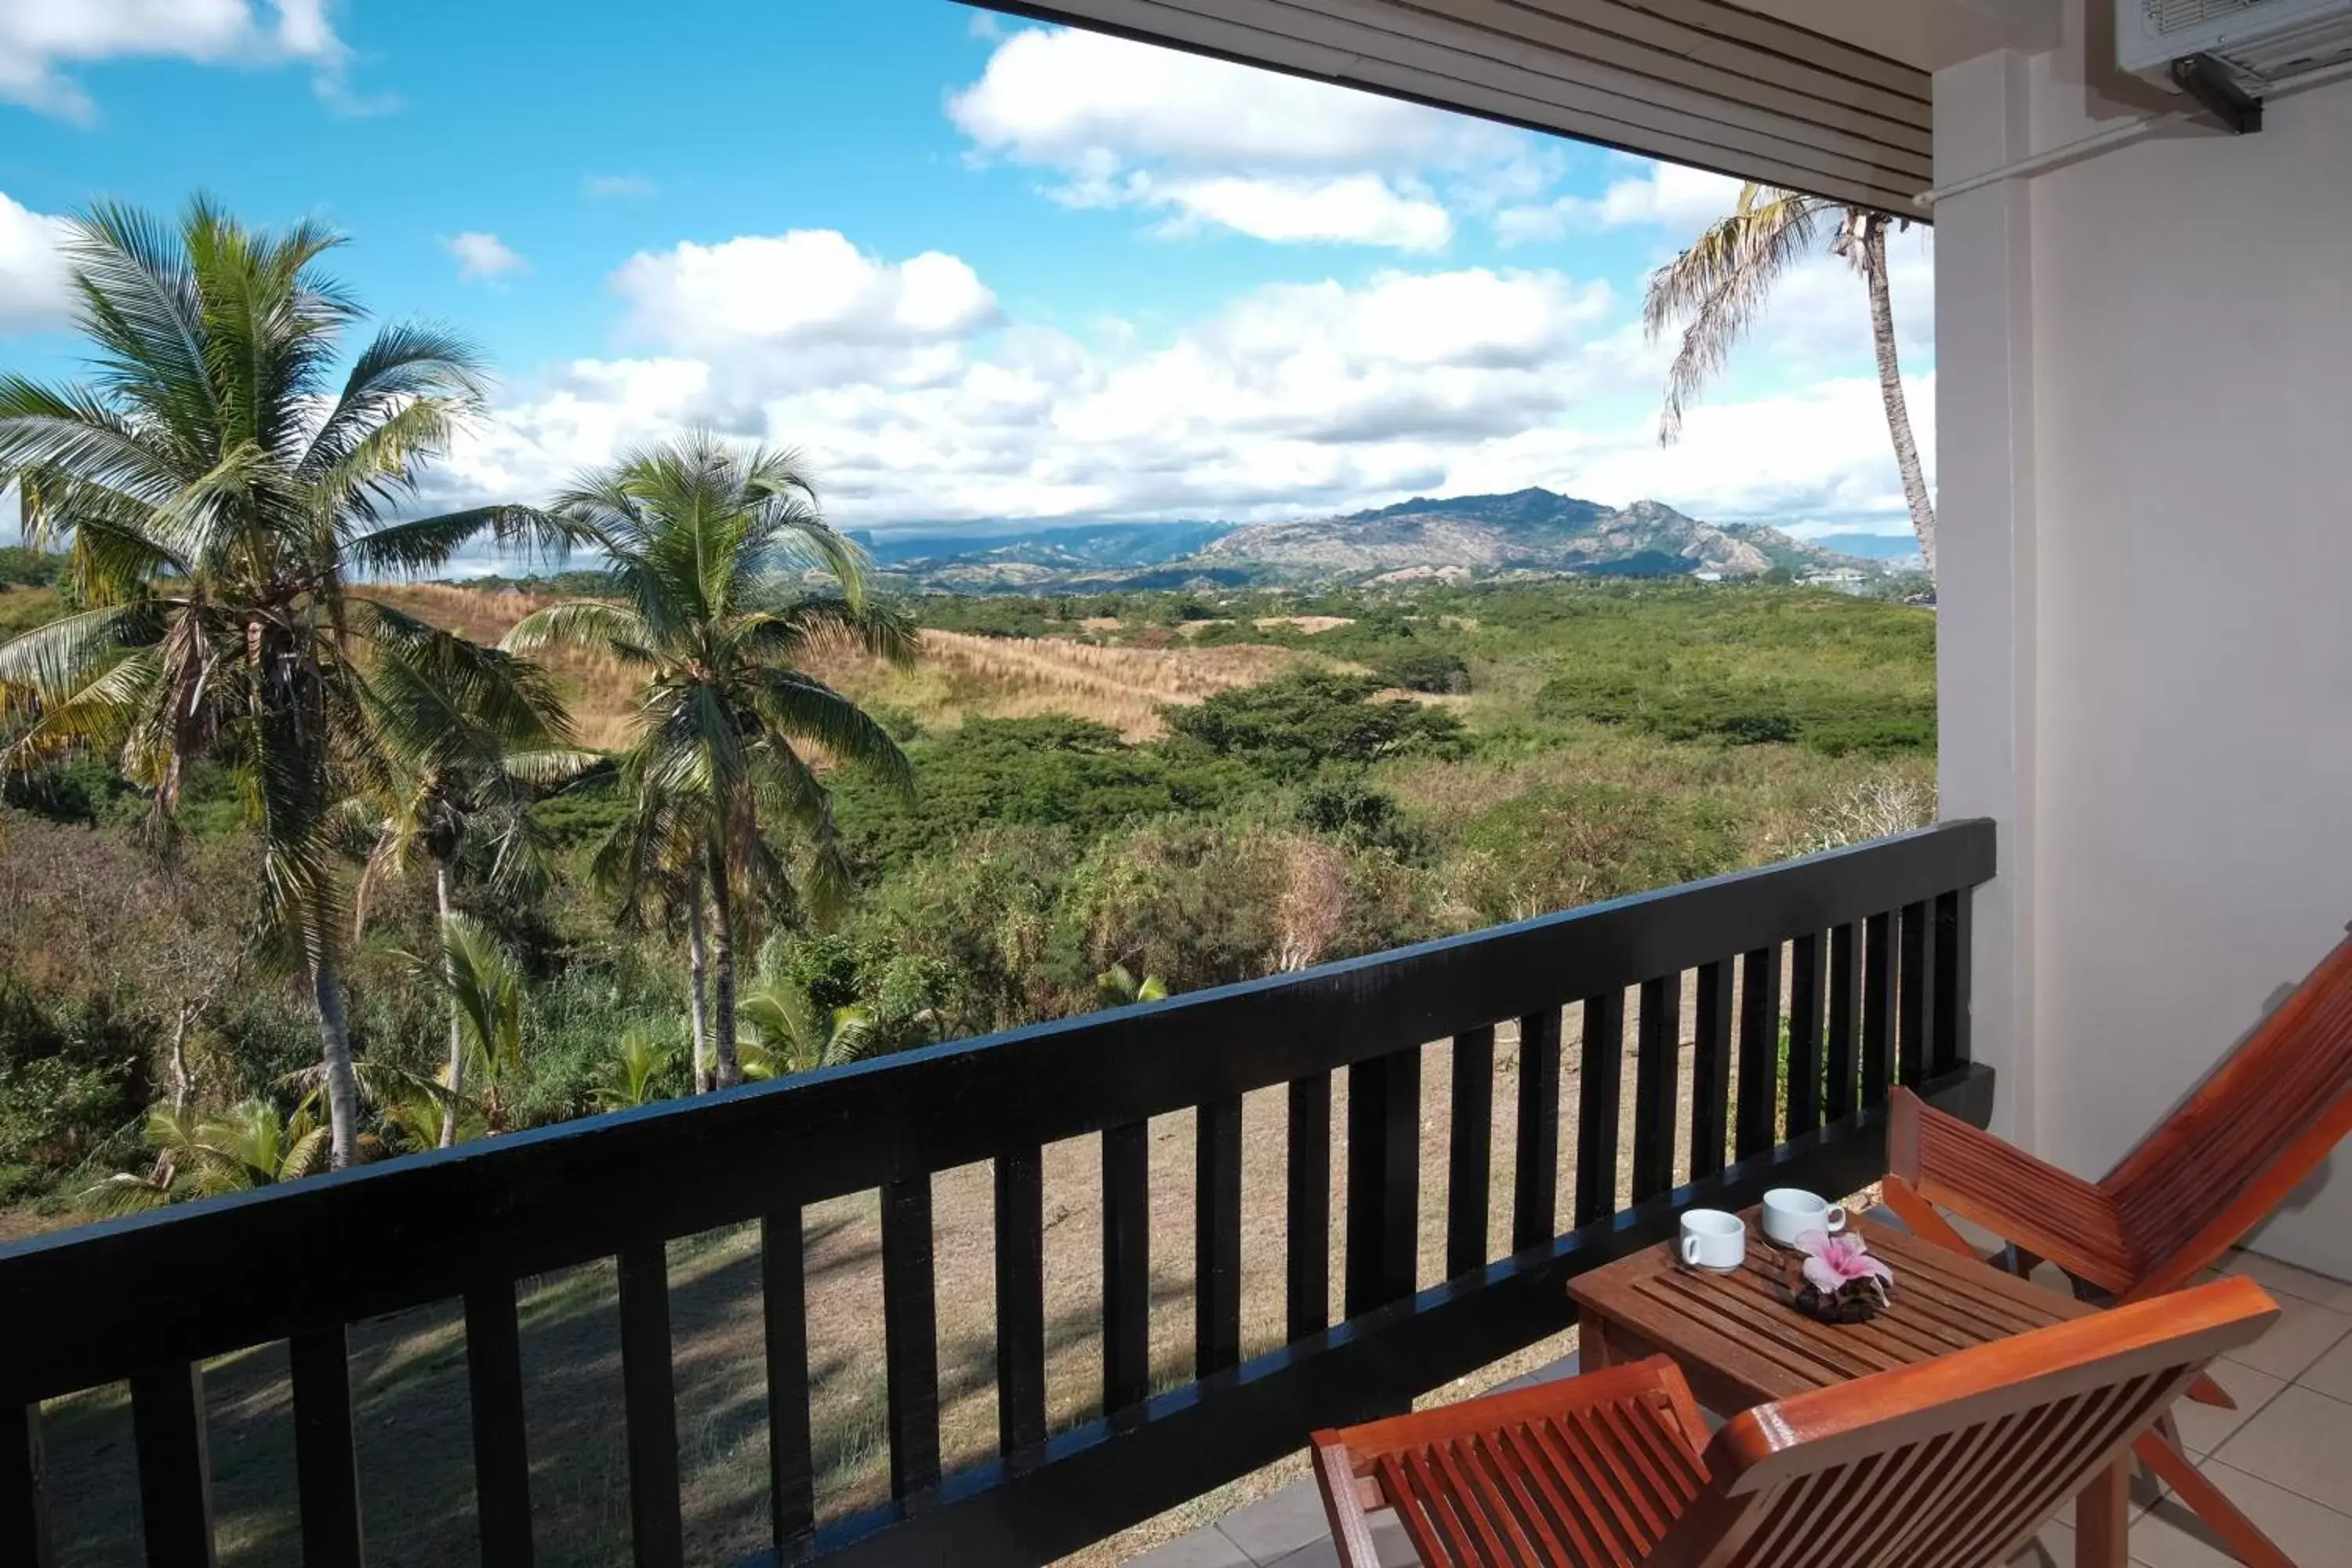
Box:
[1937,25,2352,1276]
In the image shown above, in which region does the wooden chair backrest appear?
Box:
[2104,934,2352,1293]
[1658,1276,2277,1568]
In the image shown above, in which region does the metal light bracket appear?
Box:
[2171,53,2266,133]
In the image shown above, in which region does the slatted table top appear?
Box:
[1568,1210,2096,1408]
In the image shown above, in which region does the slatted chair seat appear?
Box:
[1311,1277,2278,1568]
[1313,1363,1715,1568]
[1883,928,2352,1568]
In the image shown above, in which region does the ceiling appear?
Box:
[968,0,2053,212]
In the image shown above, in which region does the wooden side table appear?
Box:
[1569,1210,2133,1567]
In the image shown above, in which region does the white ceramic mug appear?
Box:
[1679,1207,1747,1272]
[1761,1188,1848,1247]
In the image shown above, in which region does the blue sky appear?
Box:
[0,0,1935,540]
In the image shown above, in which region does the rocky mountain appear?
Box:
[1196,489,1869,583]
[868,488,1889,593]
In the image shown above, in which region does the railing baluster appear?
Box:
[1863,910,1896,1106]
[881,1176,943,1490]
[2,1404,51,1568]
[289,1327,363,1568]
[1573,990,1626,1227]
[1934,888,1973,1074]
[616,1245,683,1567]
[1787,934,1825,1137]
[464,1281,533,1566]
[993,1149,1047,1460]
[1825,924,1862,1122]
[1899,900,1934,1086]
[1690,962,1733,1180]
[1102,1123,1150,1415]
[1285,1073,1332,1340]
[1446,1026,1495,1277]
[763,1211,816,1549]
[129,1363,212,1568]
[1734,946,1782,1160]
[1512,1008,1563,1251]
[1195,1099,1243,1377]
[1344,1049,1421,1318]
[1632,977,1682,1203]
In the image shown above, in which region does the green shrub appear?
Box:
[1381,652,1472,694]
[1448,784,1738,924]
[1162,671,1467,780]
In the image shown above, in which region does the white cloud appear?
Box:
[444,231,527,285]
[949,24,1537,251]
[409,212,1933,555]
[432,249,1679,526]
[0,0,355,121]
[0,190,72,332]
[1470,375,1936,536]
[1497,162,1746,243]
[1139,174,1451,252]
[612,230,1000,360]
[583,173,656,199]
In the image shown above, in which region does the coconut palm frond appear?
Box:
[499,599,654,659]
[593,1025,681,1111]
[747,668,914,795]
[1643,183,1828,445]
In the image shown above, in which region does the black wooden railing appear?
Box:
[0,820,1997,1568]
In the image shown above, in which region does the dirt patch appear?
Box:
[1253,615,1355,635]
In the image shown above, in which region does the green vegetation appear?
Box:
[0,572,1936,1217]
[0,196,1939,1233]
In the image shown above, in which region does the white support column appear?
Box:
[1933,50,2041,1148]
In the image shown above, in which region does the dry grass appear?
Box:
[366,587,1309,748]
[1254,615,1354,634]
[35,992,1841,1568]
[365,583,642,750]
[808,630,1304,742]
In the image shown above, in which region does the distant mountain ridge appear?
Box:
[868,488,1890,593]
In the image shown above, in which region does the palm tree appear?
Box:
[82,1094,331,1214]
[593,1024,683,1112]
[1644,185,1936,579]
[350,637,594,1138]
[1096,962,1169,1009]
[588,782,720,1091]
[0,199,569,1167]
[737,971,877,1078]
[397,912,526,1145]
[503,431,916,1088]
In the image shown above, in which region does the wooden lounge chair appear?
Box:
[1884,931,2352,1566]
[1309,1276,2277,1568]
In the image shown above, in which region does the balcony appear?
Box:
[0,824,2008,1566]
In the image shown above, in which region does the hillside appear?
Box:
[869,489,1889,592]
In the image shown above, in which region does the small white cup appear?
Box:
[1679,1207,1747,1272]
[1761,1188,1848,1248]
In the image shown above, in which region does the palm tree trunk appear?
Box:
[1860,216,1937,581]
[437,862,463,1149]
[687,880,712,1094]
[706,840,742,1089]
[167,1000,198,1116]
[311,962,362,1169]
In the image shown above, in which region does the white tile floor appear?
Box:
[1128,1247,2352,1568]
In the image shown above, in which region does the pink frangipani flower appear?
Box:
[1798,1229,1894,1304]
